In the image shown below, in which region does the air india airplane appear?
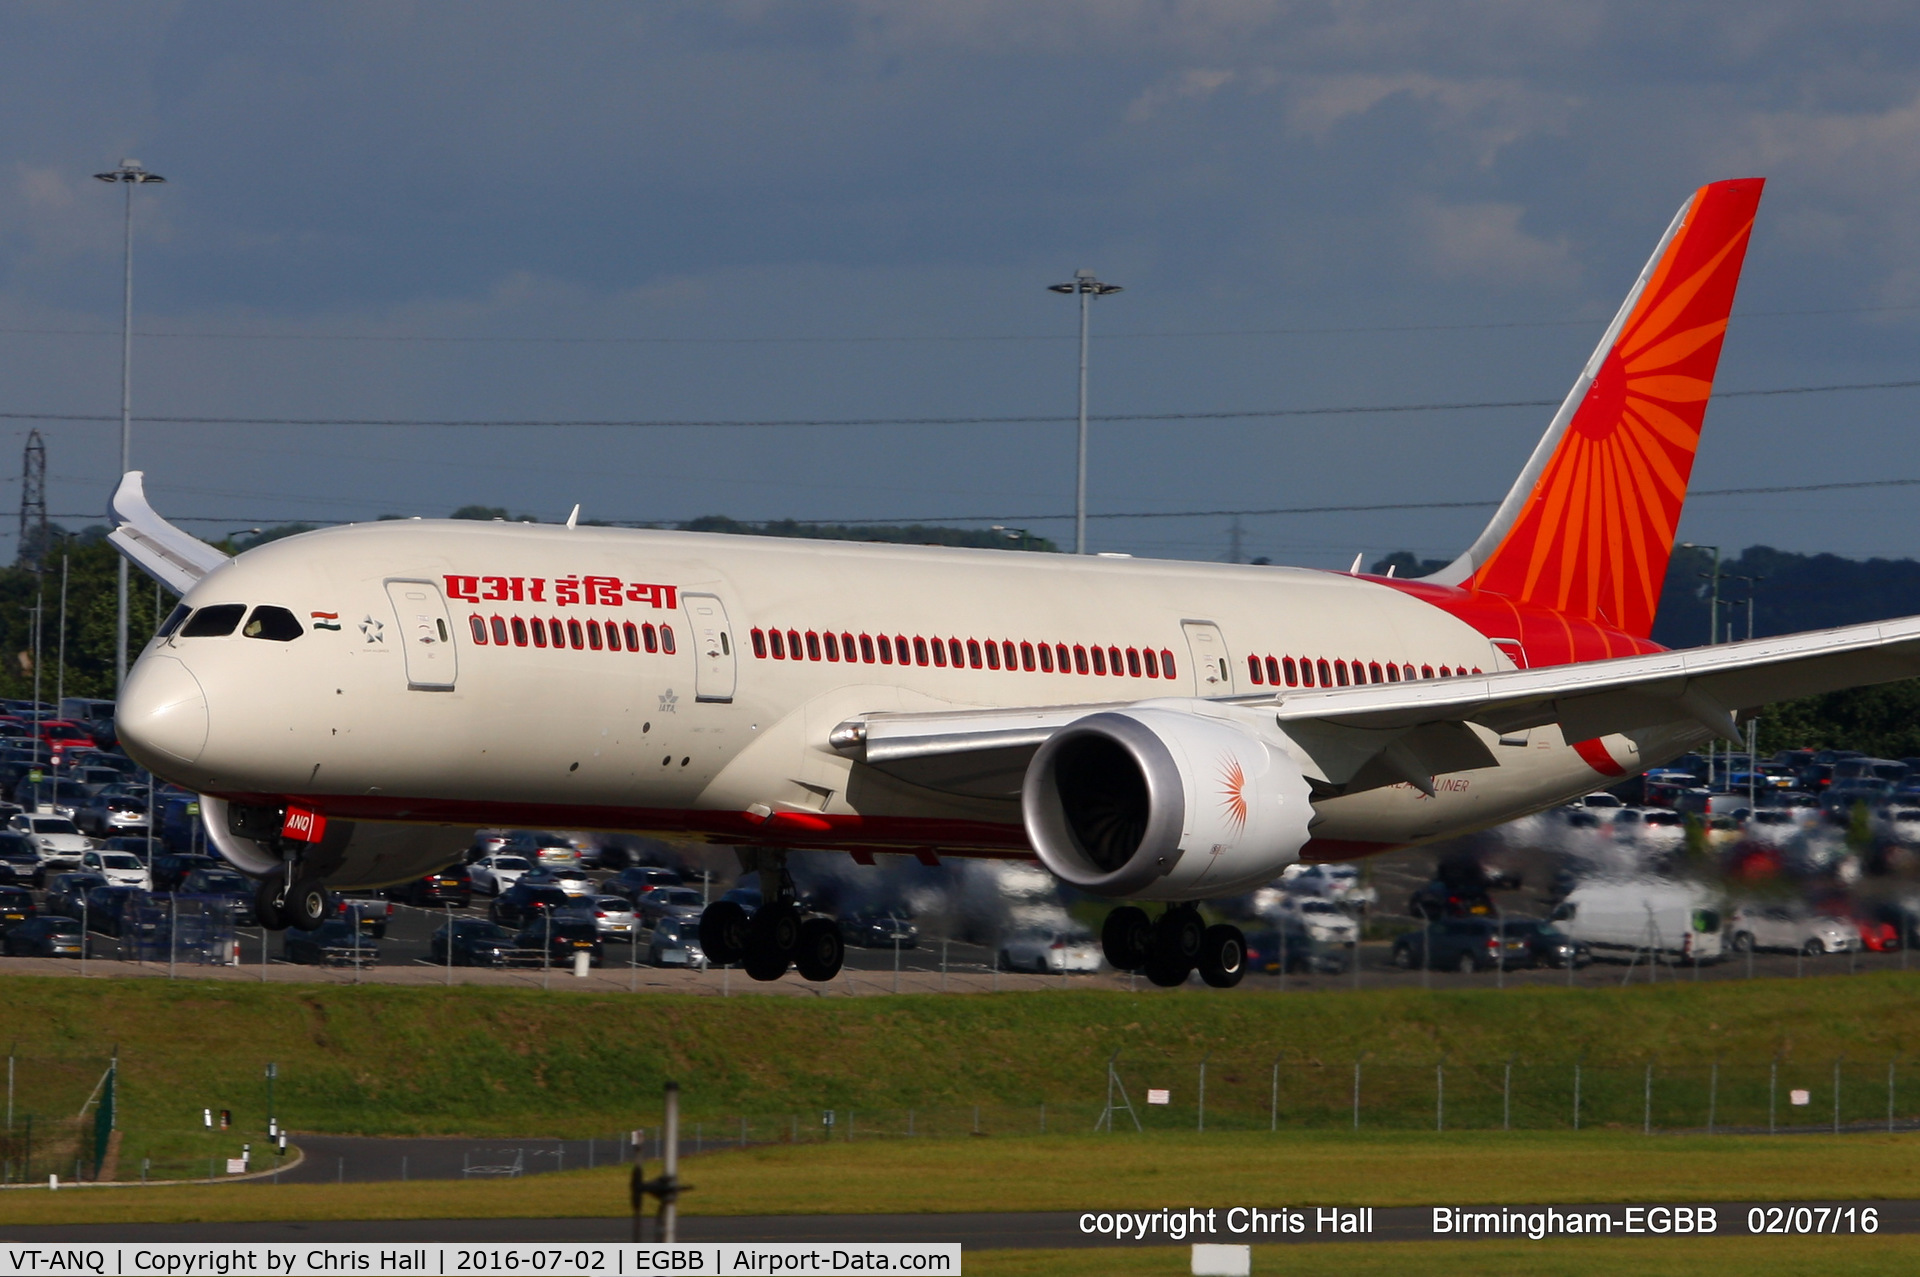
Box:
[108,176,1920,988]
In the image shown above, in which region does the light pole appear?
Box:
[94,159,166,695]
[1680,542,1721,646]
[1048,269,1122,555]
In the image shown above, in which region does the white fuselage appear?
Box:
[117,521,1706,882]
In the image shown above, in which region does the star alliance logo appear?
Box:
[360,616,385,644]
[658,688,678,714]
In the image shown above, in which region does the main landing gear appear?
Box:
[254,866,333,933]
[697,861,843,983]
[1102,905,1245,989]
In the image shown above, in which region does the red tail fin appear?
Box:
[1427,178,1764,638]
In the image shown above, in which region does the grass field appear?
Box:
[4,1130,1917,1225]
[2,973,1918,1171]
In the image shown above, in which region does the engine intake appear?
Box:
[1022,707,1313,901]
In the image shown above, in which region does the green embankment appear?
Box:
[1,974,1917,1172]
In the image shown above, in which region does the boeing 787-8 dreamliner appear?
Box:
[109,176,1920,987]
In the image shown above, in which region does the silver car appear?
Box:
[468,854,533,896]
[586,895,636,939]
[997,928,1102,974]
[645,914,707,968]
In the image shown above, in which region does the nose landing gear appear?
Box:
[253,867,332,933]
[1102,905,1245,989]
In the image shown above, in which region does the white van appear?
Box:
[1549,880,1725,964]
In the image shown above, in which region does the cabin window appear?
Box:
[641,623,659,653]
[988,641,1003,670]
[1318,659,1332,686]
[1248,655,1264,684]
[877,635,893,664]
[751,628,767,658]
[1038,643,1054,672]
[968,639,983,669]
[931,638,947,667]
[180,604,246,638]
[1125,648,1141,677]
[768,629,785,658]
[860,634,876,663]
[531,619,548,648]
[586,620,603,650]
[1334,660,1349,687]
[1369,661,1383,683]
[1438,666,1452,678]
[823,632,839,661]
[1090,647,1107,675]
[624,622,640,651]
[949,638,965,667]
[806,631,822,661]
[914,637,929,665]
[1021,642,1036,671]
[842,632,856,660]
[609,620,626,651]
[242,606,305,642]
[157,603,191,638]
[1421,665,1434,679]
[1160,649,1176,679]
[1057,644,1072,671]
[469,615,488,644]
[484,616,505,646]
[506,617,526,647]
[1108,646,1123,675]
[896,635,911,664]
[1281,657,1297,685]
[1142,648,1157,678]
[660,624,676,653]
[560,619,580,649]
[1385,663,1399,682]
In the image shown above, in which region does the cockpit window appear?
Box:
[180,604,246,638]
[243,606,304,642]
[156,604,191,639]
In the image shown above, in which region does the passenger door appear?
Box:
[683,592,737,703]
[384,580,458,691]
[1181,620,1236,696]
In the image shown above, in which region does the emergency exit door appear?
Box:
[1182,620,1235,696]
[683,592,737,703]
[385,580,458,691]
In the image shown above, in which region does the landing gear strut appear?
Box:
[1102,905,1244,989]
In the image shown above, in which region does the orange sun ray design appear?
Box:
[1218,756,1249,835]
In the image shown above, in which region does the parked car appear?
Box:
[82,884,146,936]
[519,867,594,898]
[1275,896,1359,948]
[0,835,41,886]
[1243,926,1349,975]
[1408,878,1493,920]
[1279,862,1377,906]
[2,916,83,957]
[44,872,108,921]
[12,778,92,818]
[151,853,218,893]
[81,849,151,890]
[644,914,707,968]
[501,831,584,869]
[284,920,379,967]
[605,866,684,902]
[468,854,534,896]
[1550,882,1725,963]
[512,915,603,966]
[179,867,258,926]
[634,886,707,926]
[583,895,636,940]
[997,927,1101,974]
[489,882,573,928]
[335,895,391,938]
[8,813,92,868]
[1501,918,1592,968]
[840,912,918,949]
[392,863,473,908]
[0,885,36,931]
[1726,905,1858,955]
[1392,918,1534,972]
[428,918,522,967]
[76,789,150,837]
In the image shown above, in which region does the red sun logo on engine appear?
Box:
[1219,756,1249,835]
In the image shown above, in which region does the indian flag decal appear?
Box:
[310,611,342,631]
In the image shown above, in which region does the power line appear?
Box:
[0,302,1912,348]
[6,376,1920,432]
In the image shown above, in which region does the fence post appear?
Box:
[1503,1057,1512,1132]
[1890,1056,1900,1134]
[1834,1057,1843,1134]
[1643,1061,1653,1135]
[1197,1054,1209,1134]
[1435,1060,1444,1132]
[1769,1054,1778,1135]
[1270,1054,1280,1133]
[1573,1058,1581,1132]
[1708,1059,1719,1135]
[1352,1055,1363,1132]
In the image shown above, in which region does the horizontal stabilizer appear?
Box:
[107,471,230,594]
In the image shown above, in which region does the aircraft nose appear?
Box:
[118,654,209,767]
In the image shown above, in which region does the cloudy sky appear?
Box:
[4,1,1920,568]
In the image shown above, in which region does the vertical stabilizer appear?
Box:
[1425,178,1764,638]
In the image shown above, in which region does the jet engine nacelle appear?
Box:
[201,795,474,890]
[1021,706,1314,901]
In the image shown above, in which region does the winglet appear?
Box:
[1425,178,1765,639]
[107,471,231,594]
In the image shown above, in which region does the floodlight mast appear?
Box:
[1048,269,1122,555]
[93,158,166,695]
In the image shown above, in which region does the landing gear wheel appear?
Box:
[255,878,289,932]
[752,901,805,957]
[1101,906,1152,973]
[743,940,790,981]
[1196,924,1246,988]
[794,917,844,982]
[1141,906,1203,987]
[287,877,332,932]
[699,901,751,966]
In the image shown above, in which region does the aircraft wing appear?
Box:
[831,615,1920,796]
[107,471,231,594]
